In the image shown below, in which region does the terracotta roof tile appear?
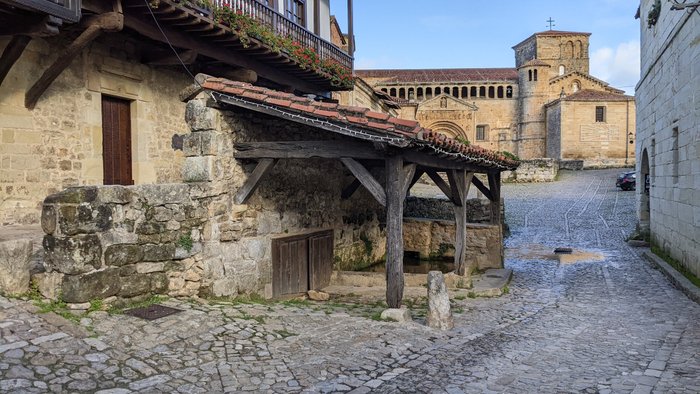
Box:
[198,76,519,170]
[562,89,634,102]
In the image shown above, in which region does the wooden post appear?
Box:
[385,155,404,308]
[450,170,473,275]
[487,172,501,225]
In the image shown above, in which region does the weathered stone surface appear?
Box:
[0,239,33,295]
[104,244,144,267]
[136,262,165,274]
[41,205,57,235]
[149,273,169,293]
[185,98,218,131]
[132,184,191,206]
[307,290,329,301]
[426,271,454,330]
[61,269,121,303]
[380,308,413,323]
[43,235,102,275]
[182,156,214,182]
[44,187,98,205]
[96,186,133,204]
[118,275,151,297]
[142,244,175,262]
[32,272,64,300]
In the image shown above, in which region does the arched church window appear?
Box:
[381,88,388,93]
[533,69,538,81]
[399,88,406,99]
[479,86,486,97]
[528,70,532,81]
[488,86,495,98]
[417,87,424,100]
[408,88,415,100]
[572,81,580,92]
[390,88,396,97]
[461,87,468,98]
[497,86,504,98]
[506,86,513,98]
[559,65,565,76]
[435,87,442,95]
[470,86,477,97]
[426,87,433,99]
[452,87,459,98]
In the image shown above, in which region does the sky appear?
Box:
[330,0,641,95]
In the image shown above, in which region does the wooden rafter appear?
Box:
[234,158,278,204]
[340,179,361,200]
[340,158,386,207]
[471,176,493,201]
[0,35,30,87]
[487,172,502,225]
[234,141,383,160]
[25,11,124,109]
[425,169,454,204]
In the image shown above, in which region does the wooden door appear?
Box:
[272,236,309,297]
[101,96,133,185]
[309,230,333,290]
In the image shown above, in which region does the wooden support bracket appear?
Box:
[471,176,493,201]
[0,35,31,88]
[340,158,386,206]
[340,179,361,200]
[425,169,454,203]
[234,158,278,204]
[487,172,502,225]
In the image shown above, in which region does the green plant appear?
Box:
[499,151,520,162]
[359,233,373,256]
[429,243,453,260]
[108,295,167,315]
[502,285,510,294]
[455,136,470,146]
[467,292,476,299]
[652,245,700,288]
[454,294,466,301]
[178,234,194,252]
[87,299,104,313]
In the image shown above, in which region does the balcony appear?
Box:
[1,0,81,22]
[123,0,354,93]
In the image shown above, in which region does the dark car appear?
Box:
[616,171,636,191]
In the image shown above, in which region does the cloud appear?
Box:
[590,41,640,95]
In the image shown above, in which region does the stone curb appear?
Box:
[642,250,700,305]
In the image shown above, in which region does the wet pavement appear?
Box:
[1,169,699,393]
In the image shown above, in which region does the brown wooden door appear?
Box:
[101,96,133,185]
[271,230,333,297]
[309,230,333,290]
[272,236,309,297]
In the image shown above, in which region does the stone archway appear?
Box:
[638,148,650,231]
[427,121,466,141]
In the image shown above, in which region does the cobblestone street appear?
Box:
[1,169,698,393]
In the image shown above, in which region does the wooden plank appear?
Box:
[451,170,474,276]
[0,35,31,87]
[340,158,386,207]
[446,170,462,207]
[340,179,361,200]
[25,12,124,109]
[234,141,383,160]
[234,158,278,204]
[425,169,454,203]
[488,172,501,225]
[403,150,487,172]
[400,164,417,200]
[471,176,493,201]
[309,230,333,290]
[385,155,405,308]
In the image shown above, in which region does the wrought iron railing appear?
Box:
[191,0,352,72]
[4,0,81,22]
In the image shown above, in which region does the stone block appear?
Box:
[44,187,98,204]
[0,239,33,295]
[185,99,218,131]
[212,278,237,297]
[149,273,169,293]
[43,234,102,275]
[104,244,144,267]
[182,133,202,157]
[426,271,454,330]
[380,308,412,323]
[142,244,176,262]
[199,131,219,156]
[57,204,113,236]
[95,186,133,204]
[182,156,214,182]
[32,272,64,300]
[118,274,151,297]
[61,269,121,303]
[133,184,191,205]
[136,262,165,274]
[307,290,329,301]
[41,205,57,235]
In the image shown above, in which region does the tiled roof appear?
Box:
[198,76,519,170]
[354,68,518,83]
[562,89,634,102]
[533,30,591,37]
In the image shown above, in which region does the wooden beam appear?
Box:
[385,155,404,308]
[0,35,30,87]
[425,169,454,203]
[234,158,278,204]
[146,49,197,66]
[340,158,386,206]
[487,172,502,225]
[122,12,324,94]
[406,168,425,197]
[451,170,474,276]
[25,12,124,109]
[471,176,493,201]
[235,141,384,160]
[400,164,417,200]
[403,150,485,172]
[340,179,361,200]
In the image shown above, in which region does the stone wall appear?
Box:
[404,196,495,223]
[38,184,207,304]
[635,0,699,276]
[502,158,558,183]
[403,218,503,272]
[0,33,189,226]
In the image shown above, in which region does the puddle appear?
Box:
[360,254,454,274]
[506,244,605,265]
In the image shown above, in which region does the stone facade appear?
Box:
[354,31,635,166]
[0,34,189,226]
[501,159,559,183]
[635,1,699,276]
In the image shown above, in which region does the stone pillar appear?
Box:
[426,271,454,330]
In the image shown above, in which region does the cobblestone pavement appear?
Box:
[1,169,699,393]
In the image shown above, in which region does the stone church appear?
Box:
[354,30,636,166]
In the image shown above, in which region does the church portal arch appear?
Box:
[426,121,466,140]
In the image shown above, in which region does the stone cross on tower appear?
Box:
[546,17,556,30]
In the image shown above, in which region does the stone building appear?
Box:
[635,0,699,276]
[355,30,636,166]
[0,0,353,226]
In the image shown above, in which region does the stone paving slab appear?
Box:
[0,169,698,393]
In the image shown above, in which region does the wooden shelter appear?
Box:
[192,75,520,307]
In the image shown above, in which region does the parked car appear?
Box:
[616,171,636,191]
